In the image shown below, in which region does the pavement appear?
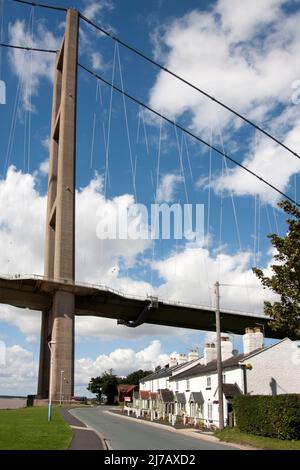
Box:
[59,408,105,450]
[69,406,241,450]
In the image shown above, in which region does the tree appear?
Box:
[87,377,102,402]
[125,369,153,386]
[87,370,118,405]
[252,200,300,337]
[100,371,119,405]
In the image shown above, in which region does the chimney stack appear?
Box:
[243,327,264,355]
[177,353,187,365]
[221,335,233,360]
[169,355,178,368]
[188,349,199,362]
[204,342,217,365]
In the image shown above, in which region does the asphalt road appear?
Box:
[70,407,237,450]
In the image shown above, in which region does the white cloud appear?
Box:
[75,340,169,387]
[148,0,300,201]
[80,0,116,71]
[41,136,50,150]
[39,159,49,175]
[91,51,105,71]
[0,340,169,395]
[8,20,59,111]
[0,306,40,337]
[0,344,37,395]
[211,121,300,204]
[154,244,277,314]
[82,0,114,21]
[156,173,183,202]
[215,0,285,42]
[0,167,277,342]
[0,167,150,338]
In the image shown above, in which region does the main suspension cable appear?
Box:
[78,62,300,208]
[13,0,67,12]
[79,12,300,162]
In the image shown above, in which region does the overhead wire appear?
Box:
[0,42,56,53]
[116,43,137,202]
[253,194,257,266]
[219,127,252,313]
[150,115,163,291]
[13,0,67,12]
[14,0,300,161]
[79,12,300,163]
[78,62,300,208]
[141,108,150,156]
[2,2,35,176]
[183,134,193,183]
[103,43,117,197]
[26,7,34,173]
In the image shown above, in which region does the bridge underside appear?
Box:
[0,276,294,339]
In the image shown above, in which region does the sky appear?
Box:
[0,0,300,396]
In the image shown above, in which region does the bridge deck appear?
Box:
[0,276,293,339]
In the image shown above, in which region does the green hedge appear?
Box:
[233,395,300,440]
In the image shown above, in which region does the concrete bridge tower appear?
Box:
[37,9,79,400]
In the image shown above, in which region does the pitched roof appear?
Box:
[140,364,179,382]
[222,383,242,397]
[139,390,158,400]
[159,389,174,403]
[189,391,204,404]
[175,392,186,404]
[117,384,137,393]
[169,351,259,381]
[140,358,201,383]
[140,390,150,400]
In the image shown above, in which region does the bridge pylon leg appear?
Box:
[37,8,79,401]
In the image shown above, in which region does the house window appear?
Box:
[176,381,179,391]
[206,377,211,388]
[208,403,212,421]
[222,374,226,383]
[186,379,190,391]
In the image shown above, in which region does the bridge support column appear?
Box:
[51,291,74,401]
[37,310,52,398]
[37,8,79,400]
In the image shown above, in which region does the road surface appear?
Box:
[70,406,237,450]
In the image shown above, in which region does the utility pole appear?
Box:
[215,281,224,430]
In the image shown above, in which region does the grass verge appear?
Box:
[0,406,73,450]
[215,427,300,450]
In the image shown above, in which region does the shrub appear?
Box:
[233,395,300,440]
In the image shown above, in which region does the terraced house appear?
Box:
[132,328,300,428]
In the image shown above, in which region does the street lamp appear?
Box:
[59,370,65,406]
[48,340,56,422]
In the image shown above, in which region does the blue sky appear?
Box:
[0,0,300,396]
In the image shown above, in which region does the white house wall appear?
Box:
[245,339,300,395]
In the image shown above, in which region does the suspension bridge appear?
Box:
[0,1,299,401]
